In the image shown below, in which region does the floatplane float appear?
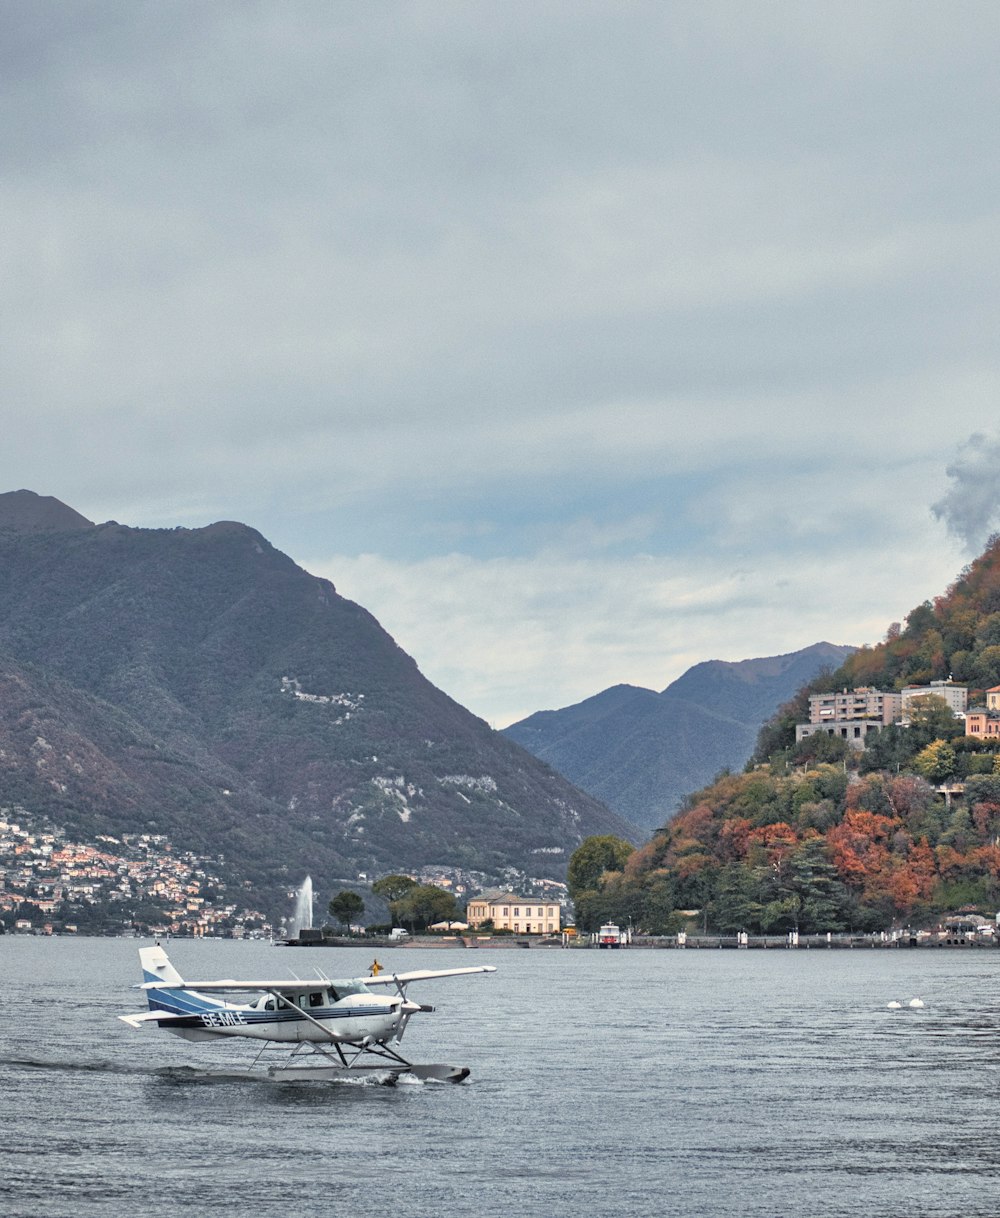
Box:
[119,945,496,1083]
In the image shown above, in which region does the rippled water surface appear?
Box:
[2,937,999,1217]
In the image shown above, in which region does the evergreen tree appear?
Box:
[786,837,847,932]
[328,890,364,929]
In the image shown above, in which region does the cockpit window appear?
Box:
[308,991,324,1008]
[330,981,367,997]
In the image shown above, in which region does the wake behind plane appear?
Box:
[119,944,496,1083]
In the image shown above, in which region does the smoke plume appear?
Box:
[932,433,1000,551]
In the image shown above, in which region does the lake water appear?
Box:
[2,937,999,1217]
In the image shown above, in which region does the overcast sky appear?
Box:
[4,2,1000,726]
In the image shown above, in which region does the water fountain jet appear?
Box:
[290,876,314,940]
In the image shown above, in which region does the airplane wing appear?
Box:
[139,979,326,992]
[140,966,496,992]
[363,966,497,986]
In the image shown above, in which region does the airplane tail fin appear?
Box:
[139,944,184,996]
[126,945,218,1033]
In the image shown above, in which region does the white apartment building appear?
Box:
[900,681,968,718]
[795,719,885,750]
[808,687,902,725]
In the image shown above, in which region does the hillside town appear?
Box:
[0,804,573,938]
[0,808,272,937]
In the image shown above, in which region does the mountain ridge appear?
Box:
[505,642,856,830]
[0,492,636,914]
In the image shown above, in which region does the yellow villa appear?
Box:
[466,895,560,934]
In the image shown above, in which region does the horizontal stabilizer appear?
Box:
[118,1010,193,1029]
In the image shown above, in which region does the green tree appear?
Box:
[904,601,935,637]
[571,888,616,933]
[372,874,418,902]
[638,873,682,934]
[940,807,974,853]
[976,646,1000,686]
[913,739,957,783]
[786,837,847,933]
[965,774,1000,804]
[754,688,813,761]
[959,751,996,778]
[789,733,850,767]
[328,889,364,929]
[711,863,764,932]
[759,895,801,933]
[906,694,963,746]
[975,612,1000,647]
[567,835,635,900]
[391,884,458,931]
[860,724,918,775]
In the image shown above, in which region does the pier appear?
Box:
[618,931,1000,949]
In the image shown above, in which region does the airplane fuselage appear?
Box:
[149,983,402,1044]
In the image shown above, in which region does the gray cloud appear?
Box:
[2,2,999,715]
[933,433,1000,551]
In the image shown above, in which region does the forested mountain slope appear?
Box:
[0,491,635,910]
[571,541,1000,935]
[506,642,854,830]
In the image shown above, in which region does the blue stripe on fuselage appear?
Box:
[240,1006,389,1023]
[142,973,226,1017]
[156,1005,392,1027]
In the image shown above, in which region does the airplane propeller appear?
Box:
[389,974,433,1042]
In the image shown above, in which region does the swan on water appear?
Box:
[908,997,925,1008]
[886,1001,902,1009]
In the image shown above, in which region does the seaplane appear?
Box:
[119,944,496,1083]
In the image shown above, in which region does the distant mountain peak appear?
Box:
[0,504,632,909]
[505,641,856,831]
[666,641,855,691]
[199,520,262,539]
[0,489,95,534]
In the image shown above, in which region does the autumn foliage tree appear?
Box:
[582,764,1000,934]
[586,541,1000,934]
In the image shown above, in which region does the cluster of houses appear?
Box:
[1,808,571,938]
[0,811,271,937]
[793,679,1000,749]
